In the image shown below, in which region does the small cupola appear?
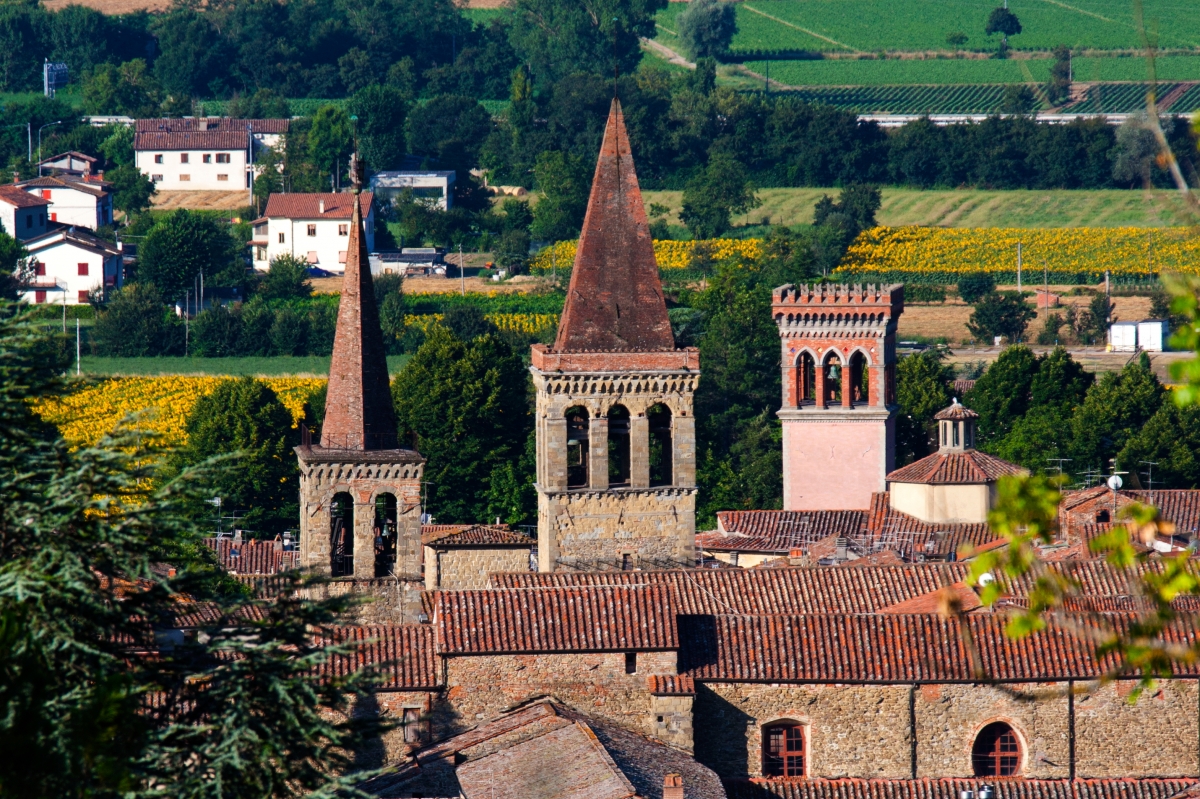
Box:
[934,398,978,453]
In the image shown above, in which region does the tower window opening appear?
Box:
[850,351,869,404]
[608,405,631,487]
[798,352,816,404]
[330,492,354,577]
[824,354,843,405]
[374,493,398,577]
[648,404,673,487]
[566,407,589,488]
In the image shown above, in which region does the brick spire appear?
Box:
[319,192,399,451]
[554,99,674,353]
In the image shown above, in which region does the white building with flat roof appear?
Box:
[370,171,456,210]
[250,192,375,272]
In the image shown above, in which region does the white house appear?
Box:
[22,227,122,306]
[370,170,456,210]
[37,151,98,176]
[250,192,375,272]
[18,175,113,230]
[133,118,288,191]
[0,185,49,241]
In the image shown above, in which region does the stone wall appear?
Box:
[424,546,532,590]
[299,577,425,625]
[434,651,678,740]
[692,679,1200,781]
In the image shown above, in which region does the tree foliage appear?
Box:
[91,283,184,357]
[530,150,591,242]
[136,211,240,301]
[966,291,1036,344]
[258,254,313,300]
[894,350,954,466]
[676,0,737,60]
[680,153,761,239]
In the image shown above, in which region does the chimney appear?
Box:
[198,117,208,131]
[834,536,848,563]
[663,774,683,799]
[319,199,325,214]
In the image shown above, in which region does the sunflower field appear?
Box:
[834,226,1200,284]
[530,238,764,273]
[34,377,325,450]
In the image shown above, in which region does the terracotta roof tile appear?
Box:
[134,130,253,150]
[864,493,999,560]
[726,779,1197,799]
[646,674,695,695]
[434,585,678,654]
[933,400,979,421]
[952,378,976,394]
[422,525,533,547]
[886,450,1026,485]
[0,185,49,208]
[876,582,982,614]
[553,98,674,353]
[205,537,298,575]
[708,510,869,552]
[315,624,439,689]
[18,175,110,196]
[135,118,289,133]
[262,192,374,220]
[678,612,1200,683]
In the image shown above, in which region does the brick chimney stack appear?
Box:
[663,773,684,799]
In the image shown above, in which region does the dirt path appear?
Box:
[641,38,695,70]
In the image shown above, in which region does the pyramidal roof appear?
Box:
[553,99,675,353]
[318,192,399,451]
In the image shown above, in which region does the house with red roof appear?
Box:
[250,192,375,271]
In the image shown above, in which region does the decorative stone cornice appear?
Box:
[531,370,699,398]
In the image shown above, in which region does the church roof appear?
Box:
[886,449,1026,485]
[317,191,400,451]
[553,99,675,353]
[933,399,979,421]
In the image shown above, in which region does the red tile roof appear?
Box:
[933,400,979,421]
[708,510,869,552]
[864,492,999,560]
[646,674,695,695]
[678,612,1200,683]
[553,98,675,353]
[876,582,982,614]
[726,779,1197,799]
[261,192,374,220]
[952,378,976,394]
[316,624,439,690]
[0,185,49,208]
[134,130,254,151]
[204,537,298,575]
[434,585,678,654]
[422,525,534,547]
[135,118,289,134]
[19,174,110,196]
[886,449,1026,484]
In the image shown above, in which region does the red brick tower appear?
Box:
[773,283,904,510]
[531,99,699,572]
[296,161,424,579]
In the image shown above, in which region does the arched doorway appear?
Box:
[648,404,672,487]
[330,492,354,577]
[566,407,589,489]
[850,351,869,405]
[823,353,843,405]
[374,493,397,577]
[608,405,631,487]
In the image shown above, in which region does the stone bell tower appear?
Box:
[773,283,904,511]
[531,99,700,572]
[296,155,424,579]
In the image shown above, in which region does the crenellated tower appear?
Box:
[772,283,904,511]
[296,157,424,579]
[531,99,700,572]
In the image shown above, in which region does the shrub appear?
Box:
[957,274,996,304]
[92,283,183,356]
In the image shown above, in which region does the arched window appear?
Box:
[824,354,843,405]
[1096,510,1110,523]
[763,722,805,777]
[797,352,816,404]
[648,404,672,487]
[374,493,397,577]
[330,492,354,577]
[566,407,589,489]
[608,405,631,487]
[850,351,869,404]
[973,722,1021,776]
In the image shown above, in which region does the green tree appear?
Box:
[307,105,353,185]
[999,84,1037,114]
[945,31,968,48]
[1030,346,1093,411]
[894,350,954,466]
[405,95,493,176]
[137,210,239,301]
[91,283,183,356]
[81,59,160,117]
[1046,45,1072,106]
[530,150,591,242]
[226,88,291,119]
[172,377,299,534]
[392,325,531,523]
[257,254,312,300]
[984,6,1022,46]
[985,348,1090,471]
[348,84,409,171]
[680,154,761,239]
[0,226,28,300]
[964,344,1038,444]
[956,274,995,304]
[967,291,1036,344]
[676,0,737,60]
[150,8,225,98]
[1115,401,1200,489]
[1069,357,1166,475]
[106,162,156,216]
[252,144,284,210]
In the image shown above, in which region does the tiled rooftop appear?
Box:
[886,449,1027,485]
[727,779,1197,799]
[422,524,534,547]
[316,624,439,690]
[204,537,298,575]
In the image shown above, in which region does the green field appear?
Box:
[657,0,1200,55]
[78,355,411,377]
[642,187,1199,229]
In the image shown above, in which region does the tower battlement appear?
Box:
[773,282,904,308]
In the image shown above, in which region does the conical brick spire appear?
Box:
[319,193,399,451]
[554,99,675,353]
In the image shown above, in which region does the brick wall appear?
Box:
[425,546,532,590]
[434,651,677,740]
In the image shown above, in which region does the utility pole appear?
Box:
[1016,241,1022,291]
[75,318,80,376]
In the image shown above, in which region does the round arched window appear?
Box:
[763,722,805,777]
[972,721,1021,776]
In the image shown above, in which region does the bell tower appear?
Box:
[773,283,904,511]
[530,99,700,572]
[296,155,424,579]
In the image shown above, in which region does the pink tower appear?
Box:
[773,283,904,510]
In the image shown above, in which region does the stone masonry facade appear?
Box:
[423,546,531,591]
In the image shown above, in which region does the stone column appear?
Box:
[353,492,376,579]
[630,414,650,488]
[782,354,797,408]
[673,412,696,488]
[396,503,423,578]
[543,415,567,491]
[842,357,853,408]
[589,415,609,490]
